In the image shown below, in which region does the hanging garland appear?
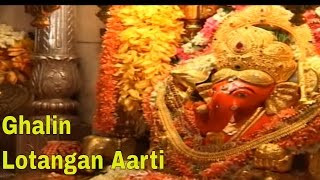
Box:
[94,6,124,133]
[94,6,184,133]
[114,6,184,115]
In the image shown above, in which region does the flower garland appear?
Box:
[95,6,184,133]
[94,6,124,133]
[176,6,247,61]
[114,6,184,114]
[41,141,81,173]
[303,6,320,54]
[201,152,250,178]
[0,24,33,84]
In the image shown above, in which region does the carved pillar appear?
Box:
[22,5,84,155]
[31,5,79,121]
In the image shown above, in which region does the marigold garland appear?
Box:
[278,117,320,150]
[94,6,124,133]
[166,151,194,177]
[114,6,184,114]
[142,87,156,128]
[201,152,250,178]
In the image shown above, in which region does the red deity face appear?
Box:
[196,79,275,134]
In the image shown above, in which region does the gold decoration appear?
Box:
[205,132,224,146]
[155,81,320,162]
[196,82,214,103]
[170,54,217,88]
[254,143,293,172]
[265,82,300,115]
[178,5,218,20]
[236,169,298,179]
[211,5,315,103]
[82,135,136,173]
[304,69,318,96]
[228,108,265,142]
[213,25,296,83]
[25,5,61,28]
[306,55,320,94]
[178,5,218,39]
[211,68,275,87]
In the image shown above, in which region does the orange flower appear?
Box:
[94,6,124,133]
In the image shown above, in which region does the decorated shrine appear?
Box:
[1,5,320,180]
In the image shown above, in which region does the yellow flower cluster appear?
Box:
[114,6,185,113]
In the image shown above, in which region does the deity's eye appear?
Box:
[231,89,252,98]
[237,93,247,98]
[221,85,229,91]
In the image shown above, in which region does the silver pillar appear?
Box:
[18,5,83,157]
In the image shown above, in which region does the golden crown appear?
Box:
[211,5,316,103]
[213,26,296,83]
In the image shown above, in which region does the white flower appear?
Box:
[0,24,25,49]
[150,90,157,106]
[182,43,195,53]
[192,33,209,46]
[316,7,320,17]
[216,8,225,15]
[212,8,228,22]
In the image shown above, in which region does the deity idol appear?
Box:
[135,6,320,179]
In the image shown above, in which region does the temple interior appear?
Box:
[1,5,320,180]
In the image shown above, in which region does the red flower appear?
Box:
[303,9,320,54]
[93,6,124,133]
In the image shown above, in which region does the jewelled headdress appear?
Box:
[212,5,316,103]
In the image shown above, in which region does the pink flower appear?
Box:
[304,9,320,55]
[200,18,219,38]
[176,6,240,62]
[303,10,317,20]
[177,47,191,60]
